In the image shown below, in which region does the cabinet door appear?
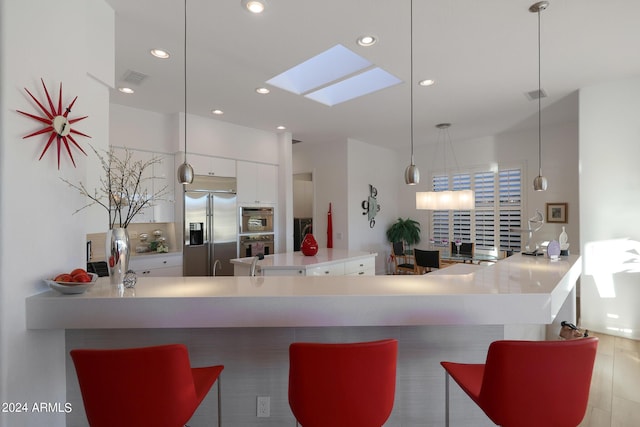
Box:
[306,262,345,276]
[152,153,175,223]
[188,154,211,176]
[139,265,183,277]
[190,154,236,177]
[211,157,236,177]
[114,148,154,224]
[237,161,278,204]
[262,268,305,276]
[345,257,376,276]
[130,254,183,277]
[257,164,278,204]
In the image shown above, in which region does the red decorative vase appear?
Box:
[301,233,319,256]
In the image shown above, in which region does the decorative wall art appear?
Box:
[361,184,381,228]
[17,78,91,169]
[546,202,568,223]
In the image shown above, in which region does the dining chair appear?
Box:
[70,343,224,427]
[440,337,598,427]
[289,339,398,427]
[391,241,416,274]
[413,248,440,273]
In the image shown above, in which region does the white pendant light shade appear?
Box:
[415,123,475,210]
[416,189,475,210]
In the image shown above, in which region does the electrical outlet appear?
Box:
[257,396,270,418]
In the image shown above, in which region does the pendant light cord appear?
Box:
[537,7,542,176]
[184,0,188,163]
[409,0,414,166]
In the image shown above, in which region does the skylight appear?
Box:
[266,44,401,106]
[305,67,402,107]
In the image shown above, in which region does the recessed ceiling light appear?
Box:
[211,109,224,115]
[357,35,377,47]
[118,87,135,94]
[419,79,435,87]
[276,125,286,130]
[241,0,266,14]
[150,49,170,59]
[256,87,270,94]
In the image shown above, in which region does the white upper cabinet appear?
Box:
[189,154,236,177]
[152,152,175,223]
[112,148,175,224]
[237,161,278,205]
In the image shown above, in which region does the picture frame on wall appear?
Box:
[546,203,568,223]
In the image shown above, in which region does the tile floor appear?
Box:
[579,332,640,427]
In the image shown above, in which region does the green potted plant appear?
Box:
[386,217,421,248]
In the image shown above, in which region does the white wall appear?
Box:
[185,113,280,164]
[110,104,176,154]
[0,1,113,426]
[347,139,400,274]
[293,140,350,251]
[579,76,640,340]
[110,104,281,163]
[293,138,400,273]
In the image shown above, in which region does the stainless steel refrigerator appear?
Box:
[183,176,237,276]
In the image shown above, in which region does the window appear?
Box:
[430,167,522,252]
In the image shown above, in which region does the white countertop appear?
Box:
[230,248,376,270]
[26,254,580,329]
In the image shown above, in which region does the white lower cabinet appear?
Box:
[260,256,375,277]
[232,251,376,277]
[344,258,376,276]
[262,268,305,276]
[129,253,183,277]
[306,263,346,276]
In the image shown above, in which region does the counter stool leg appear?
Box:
[217,378,222,427]
[445,371,450,427]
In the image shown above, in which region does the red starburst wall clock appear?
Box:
[17,78,91,169]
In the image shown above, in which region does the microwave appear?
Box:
[240,207,274,233]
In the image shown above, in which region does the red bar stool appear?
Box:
[288,339,398,427]
[70,344,223,427]
[440,337,598,427]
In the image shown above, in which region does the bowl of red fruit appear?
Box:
[45,268,98,294]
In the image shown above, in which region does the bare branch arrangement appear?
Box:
[62,146,170,229]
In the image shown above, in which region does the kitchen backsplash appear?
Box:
[87,222,178,262]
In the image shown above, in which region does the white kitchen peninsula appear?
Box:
[230,248,376,276]
[26,254,581,427]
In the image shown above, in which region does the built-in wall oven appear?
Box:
[239,234,274,257]
[240,207,274,234]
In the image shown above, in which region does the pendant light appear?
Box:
[177,0,194,185]
[530,1,548,191]
[416,123,475,210]
[404,0,419,185]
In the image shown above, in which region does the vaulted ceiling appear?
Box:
[106,0,640,150]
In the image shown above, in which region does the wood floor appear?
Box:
[579,332,640,427]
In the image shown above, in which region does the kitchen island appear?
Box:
[230,247,376,276]
[27,254,580,427]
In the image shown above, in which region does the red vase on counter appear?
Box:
[301,233,319,256]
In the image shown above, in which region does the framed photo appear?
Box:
[546,203,568,223]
